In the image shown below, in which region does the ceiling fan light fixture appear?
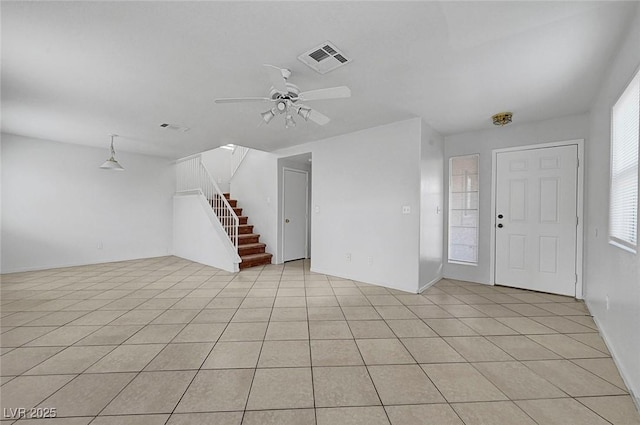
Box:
[285,114,296,128]
[492,112,513,126]
[261,109,276,124]
[297,106,312,121]
[100,134,124,171]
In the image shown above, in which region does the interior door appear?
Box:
[283,168,308,262]
[495,145,578,296]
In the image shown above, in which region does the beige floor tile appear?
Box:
[66,310,126,326]
[504,303,553,316]
[532,316,596,333]
[307,297,340,308]
[175,369,254,412]
[444,337,513,362]
[231,308,272,322]
[385,404,463,425]
[109,310,164,326]
[473,361,566,399]
[39,373,136,417]
[577,395,640,425]
[0,346,65,376]
[356,338,415,365]
[192,309,235,323]
[385,319,437,338]
[516,398,610,425]
[401,337,465,363]
[459,318,517,335]
[374,306,418,319]
[495,317,557,334]
[172,323,225,343]
[151,310,199,324]
[425,294,465,304]
[25,345,114,375]
[440,304,486,318]
[348,321,395,338]
[91,415,169,425]
[527,334,609,358]
[565,315,599,330]
[144,342,213,371]
[311,339,363,366]
[342,306,382,321]
[567,333,610,353]
[31,310,105,326]
[258,340,311,367]
[246,368,314,410]
[18,418,93,425]
[572,358,627,389]
[395,294,433,305]
[523,360,627,397]
[368,364,445,404]
[265,321,309,340]
[313,366,380,407]
[219,322,267,341]
[242,409,315,425]
[25,326,101,346]
[75,325,142,345]
[407,305,453,319]
[166,412,242,425]
[486,335,562,360]
[87,344,164,372]
[307,307,344,320]
[103,371,196,414]
[309,321,353,339]
[452,401,537,425]
[421,363,508,403]
[0,374,76,411]
[316,406,390,425]
[470,303,523,317]
[423,319,478,336]
[125,324,185,344]
[270,307,307,321]
[273,296,306,307]
[202,341,262,369]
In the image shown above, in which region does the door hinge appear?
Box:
[575,273,578,284]
[576,216,579,226]
[577,158,580,167]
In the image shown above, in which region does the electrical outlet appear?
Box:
[402,205,411,214]
[345,253,351,262]
[367,256,373,265]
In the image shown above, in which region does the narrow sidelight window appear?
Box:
[449,154,479,264]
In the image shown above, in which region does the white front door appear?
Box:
[495,145,578,296]
[283,168,308,262]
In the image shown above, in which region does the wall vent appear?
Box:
[160,123,190,132]
[298,41,350,74]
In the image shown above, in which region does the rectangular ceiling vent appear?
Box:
[298,41,350,74]
[160,123,190,133]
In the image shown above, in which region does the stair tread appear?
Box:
[239,242,266,248]
[241,253,273,260]
[238,233,260,238]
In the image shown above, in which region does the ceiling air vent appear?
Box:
[298,41,350,74]
[160,123,190,133]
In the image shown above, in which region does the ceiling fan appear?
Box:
[214,64,351,128]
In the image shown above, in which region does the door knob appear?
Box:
[285,219,290,223]
[497,223,503,228]
[498,214,504,219]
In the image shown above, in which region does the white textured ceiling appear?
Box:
[1,1,636,158]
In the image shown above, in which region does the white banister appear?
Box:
[176,155,239,249]
[230,145,250,179]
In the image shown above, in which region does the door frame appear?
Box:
[281,167,309,261]
[489,139,585,299]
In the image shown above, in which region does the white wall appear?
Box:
[173,193,240,272]
[443,113,589,284]
[1,133,175,273]
[229,148,279,262]
[419,120,444,290]
[584,4,640,407]
[201,147,232,193]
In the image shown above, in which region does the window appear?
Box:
[609,69,639,253]
[448,154,479,264]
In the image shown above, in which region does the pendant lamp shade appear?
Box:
[100,134,124,170]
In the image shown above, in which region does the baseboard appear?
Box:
[586,299,640,411]
[419,274,443,293]
[1,254,173,275]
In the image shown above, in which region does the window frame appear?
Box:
[608,68,639,254]
[448,153,480,265]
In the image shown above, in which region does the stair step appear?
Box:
[223,193,231,200]
[238,242,266,256]
[238,224,254,234]
[214,207,243,216]
[238,233,260,244]
[238,216,248,225]
[239,253,272,269]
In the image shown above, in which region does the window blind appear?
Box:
[609,70,639,252]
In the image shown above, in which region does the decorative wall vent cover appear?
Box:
[160,123,190,132]
[298,41,350,74]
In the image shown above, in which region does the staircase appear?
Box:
[219,193,272,269]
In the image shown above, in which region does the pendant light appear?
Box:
[100,134,125,170]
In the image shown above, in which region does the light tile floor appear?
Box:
[1,256,639,424]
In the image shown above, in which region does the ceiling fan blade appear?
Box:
[298,86,351,102]
[307,108,331,126]
[214,97,273,104]
[263,64,288,94]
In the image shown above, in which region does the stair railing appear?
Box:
[230,145,250,179]
[176,154,239,249]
